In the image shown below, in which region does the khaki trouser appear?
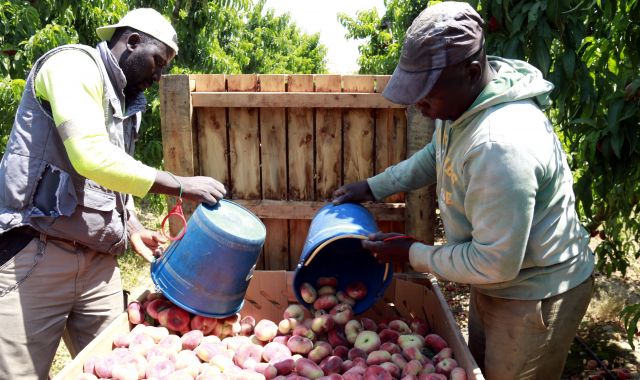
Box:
[468,275,594,380]
[0,236,124,380]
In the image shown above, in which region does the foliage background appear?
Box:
[339,0,640,343]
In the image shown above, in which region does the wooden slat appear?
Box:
[315,75,342,200]
[233,200,405,221]
[259,75,289,270]
[287,75,315,269]
[191,92,405,108]
[194,74,229,188]
[343,76,375,184]
[160,75,197,235]
[405,105,437,245]
[228,75,261,199]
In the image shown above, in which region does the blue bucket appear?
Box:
[151,200,266,318]
[293,203,393,314]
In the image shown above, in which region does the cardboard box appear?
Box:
[53,271,484,380]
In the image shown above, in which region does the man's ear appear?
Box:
[126,33,142,51]
[467,60,482,83]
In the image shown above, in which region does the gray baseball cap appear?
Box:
[382,2,484,105]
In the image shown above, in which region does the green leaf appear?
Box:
[533,40,551,75]
[562,51,576,77]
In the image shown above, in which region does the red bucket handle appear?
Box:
[161,173,187,241]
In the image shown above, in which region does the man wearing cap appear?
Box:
[0,8,226,379]
[333,2,594,378]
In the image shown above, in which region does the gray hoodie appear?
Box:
[368,57,594,300]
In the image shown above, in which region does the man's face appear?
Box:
[121,35,175,98]
[415,59,479,121]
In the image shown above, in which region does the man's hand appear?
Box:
[130,229,168,263]
[151,172,227,206]
[332,180,375,205]
[362,232,415,265]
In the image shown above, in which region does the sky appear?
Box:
[263,0,386,74]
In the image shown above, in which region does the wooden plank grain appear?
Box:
[259,75,289,270]
[191,92,404,108]
[287,75,315,269]
[315,75,342,200]
[342,76,375,184]
[160,75,197,234]
[227,75,261,200]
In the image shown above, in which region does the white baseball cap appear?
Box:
[96,8,179,54]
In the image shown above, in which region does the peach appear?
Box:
[352,357,367,369]
[202,334,222,345]
[263,341,292,362]
[272,357,295,375]
[319,355,343,375]
[191,315,218,335]
[75,374,98,380]
[292,324,316,341]
[364,365,392,380]
[253,362,279,380]
[234,343,265,369]
[346,282,367,301]
[336,291,356,307]
[316,277,338,288]
[113,332,133,348]
[273,335,291,345]
[366,350,392,365]
[345,320,363,345]
[434,358,457,376]
[391,353,408,370]
[127,301,145,325]
[255,319,279,342]
[146,299,172,320]
[283,304,306,322]
[181,329,204,350]
[402,346,425,364]
[342,359,355,372]
[388,320,411,334]
[317,285,337,296]
[210,353,237,373]
[301,282,319,304]
[295,358,324,379]
[94,354,116,378]
[332,345,349,360]
[223,335,252,351]
[418,374,446,380]
[397,335,423,351]
[160,334,183,353]
[175,349,201,369]
[158,306,190,331]
[380,342,401,355]
[314,295,339,311]
[449,367,466,380]
[432,348,452,364]
[343,368,365,380]
[379,362,401,378]
[401,360,423,377]
[401,376,418,380]
[328,329,349,348]
[424,334,447,353]
[286,335,314,355]
[145,326,171,343]
[194,342,227,362]
[318,375,343,380]
[330,304,354,325]
[308,341,333,363]
[146,357,176,379]
[418,363,436,375]
[240,315,256,336]
[278,318,298,335]
[379,329,400,344]
[347,347,367,360]
[312,315,335,334]
[408,319,429,336]
[360,318,377,332]
[354,331,381,354]
[83,355,98,375]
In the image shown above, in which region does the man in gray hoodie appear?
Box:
[333,2,595,378]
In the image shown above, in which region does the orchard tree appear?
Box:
[340,0,640,343]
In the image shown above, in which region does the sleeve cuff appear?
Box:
[409,242,433,273]
[367,172,397,201]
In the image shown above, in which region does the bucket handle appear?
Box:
[161,174,187,241]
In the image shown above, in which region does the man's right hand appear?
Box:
[332,180,375,205]
[151,171,226,205]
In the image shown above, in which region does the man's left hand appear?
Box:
[130,229,168,263]
[362,232,415,265]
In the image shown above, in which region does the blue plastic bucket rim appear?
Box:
[303,233,392,284]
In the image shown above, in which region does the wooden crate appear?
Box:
[53,271,484,380]
[160,74,437,272]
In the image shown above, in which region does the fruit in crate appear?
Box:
[77,289,468,380]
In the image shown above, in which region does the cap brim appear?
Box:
[382,65,442,105]
[96,25,117,41]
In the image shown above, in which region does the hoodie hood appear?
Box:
[453,56,554,128]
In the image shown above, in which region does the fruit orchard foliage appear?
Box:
[0,0,327,175]
[340,0,639,344]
